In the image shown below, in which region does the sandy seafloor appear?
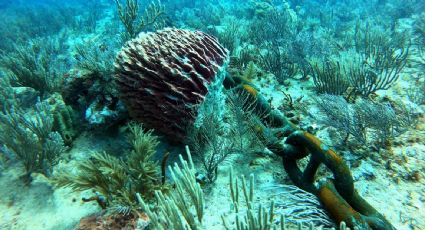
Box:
[0,59,424,230]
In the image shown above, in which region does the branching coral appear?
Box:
[259,42,297,85]
[347,50,409,97]
[0,100,67,180]
[73,38,118,78]
[114,0,165,41]
[246,1,300,85]
[310,59,350,96]
[407,74,425,105]
[310,22,409,99]
[228,45,259,76]
[241,62,258,82]
[215,17,246,55]
[247,1,297,45]
[0,3,78,51]
[350,22,409,97]
[314,94,409,148]
[138,146,204,230]
[187,89,265,183]
[186,85,230,183]
[187,112,232,183]
[0,37,66,97]
[54,122,165,211]
[71,38,120,124]
[63,37,126,129]
[414,13,425,47]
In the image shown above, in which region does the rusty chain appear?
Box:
[223,76,396,230]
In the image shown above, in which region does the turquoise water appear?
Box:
[0,0,424,229]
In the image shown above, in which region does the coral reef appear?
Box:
[0,0,424,229]
[349,23,409,97]
[114,28,228,142]
[259,42,297,85]
[414,13,425,47]
[0,76,18,111]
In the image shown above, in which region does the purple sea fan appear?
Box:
[114,28,228,142]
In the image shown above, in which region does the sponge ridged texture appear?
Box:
[114,28,228,141]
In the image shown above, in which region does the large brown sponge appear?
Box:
[114,28,228,141]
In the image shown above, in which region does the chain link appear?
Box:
[225,76,396,230]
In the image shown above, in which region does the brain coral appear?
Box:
[114,28,228,141]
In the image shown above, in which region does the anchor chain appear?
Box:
[270,130,395,230]
[223,76,395,230]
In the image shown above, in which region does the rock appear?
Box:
[62,69,99,108]
[61,69,127,129]
[85,98,127,128]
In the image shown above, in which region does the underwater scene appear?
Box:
[0,0,425,229]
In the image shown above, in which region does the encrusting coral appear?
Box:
[114,28,229,142]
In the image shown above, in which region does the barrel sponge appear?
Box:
[114,28,229,141]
